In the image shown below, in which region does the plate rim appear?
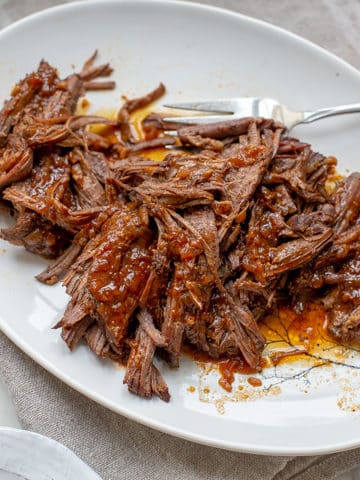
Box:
[0,0,360,456]
[0,427,101,479]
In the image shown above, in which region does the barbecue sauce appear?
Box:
[218,360,258,392]
[185,303,333,393]
[77,102,339,395]
[131,106,172,161]
[183,345,266,393]
[260,303,333,365]
[79,100,186,161]
[247,377,263,387]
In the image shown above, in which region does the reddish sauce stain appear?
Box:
[183,344,266,393]
[184,303,335,394]
[79,97,90,112]
[247,377,262,387]
[217,357,268,391]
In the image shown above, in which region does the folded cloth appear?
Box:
[1,333,360,480]
[0,1,360,479]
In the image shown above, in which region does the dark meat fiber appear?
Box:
[1,54,359,402]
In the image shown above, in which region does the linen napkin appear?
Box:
[1,1,360,479]
[1,332,360,480]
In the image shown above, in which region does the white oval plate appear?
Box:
[0,0,360,456]
[0,427,101,480]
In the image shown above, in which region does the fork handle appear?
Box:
[302,102,360,124]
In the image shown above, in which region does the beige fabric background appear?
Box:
[0,1,360,479]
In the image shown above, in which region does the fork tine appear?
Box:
[164,130,179,136]
[163,114,232,125]
[165,145,199,151]
[164,99,239,113]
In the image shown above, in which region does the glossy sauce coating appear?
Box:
[79,102,346,394]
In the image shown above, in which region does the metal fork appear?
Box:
[163,97,360,132]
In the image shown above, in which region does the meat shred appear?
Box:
[1,53,359,402]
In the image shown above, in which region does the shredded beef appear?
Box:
[1,54,359,402]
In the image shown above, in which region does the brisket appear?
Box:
[1,55,360,403]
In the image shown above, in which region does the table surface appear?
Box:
[0,1,359,479]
